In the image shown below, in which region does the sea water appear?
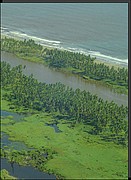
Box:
[1,3,128,66]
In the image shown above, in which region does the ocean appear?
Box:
[1,3,128,66]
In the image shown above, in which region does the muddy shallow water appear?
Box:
[1,158,56,179]
[1,51,128,106]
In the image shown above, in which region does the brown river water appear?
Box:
[1,51,128,107]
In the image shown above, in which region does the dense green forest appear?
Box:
[1,61,128,146]
[1,37,128,94]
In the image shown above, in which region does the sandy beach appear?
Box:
[1,34,127,69]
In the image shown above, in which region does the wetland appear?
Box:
[0,37,128,179]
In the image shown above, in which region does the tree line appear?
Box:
[1,62,128,146]
[1,37,128,91]
[42,48,128,87]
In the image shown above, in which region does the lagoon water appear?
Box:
[1,3,128,65]
[1,51,128,107]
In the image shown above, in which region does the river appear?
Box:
[1,51,128,107]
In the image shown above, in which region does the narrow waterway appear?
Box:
[1,110,25,122]
[1,158,56,179]
[1,51,128,106]
[1,110,56,179]
[45,123,62,133]
[1,110,31,150]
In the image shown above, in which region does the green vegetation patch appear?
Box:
[1,169,17,179]
[1,90,12,112]
[1,117,15,125]
[83,75,89,80]
[1,113,128,179]
[16,53,45,64]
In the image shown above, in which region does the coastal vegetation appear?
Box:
[1,61,128,146]
[1,37,128,179]
[1,37,128,94]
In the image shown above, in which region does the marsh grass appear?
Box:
[1,113,128,179]
[1,117,15,125]
[1,89,128,179]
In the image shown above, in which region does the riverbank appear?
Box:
[1,35,128,95]
[1,51,128,107]
[54,66,128,95]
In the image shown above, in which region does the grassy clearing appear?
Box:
[1,117,15,125]
[1,113,128,179]
[15,53,46,64]
[1,90,12,112]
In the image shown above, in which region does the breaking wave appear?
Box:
[1,26,128,66]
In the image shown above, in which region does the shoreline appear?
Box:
[94,59,127,69]
[1,34,127,69]
[1,35,128,95]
